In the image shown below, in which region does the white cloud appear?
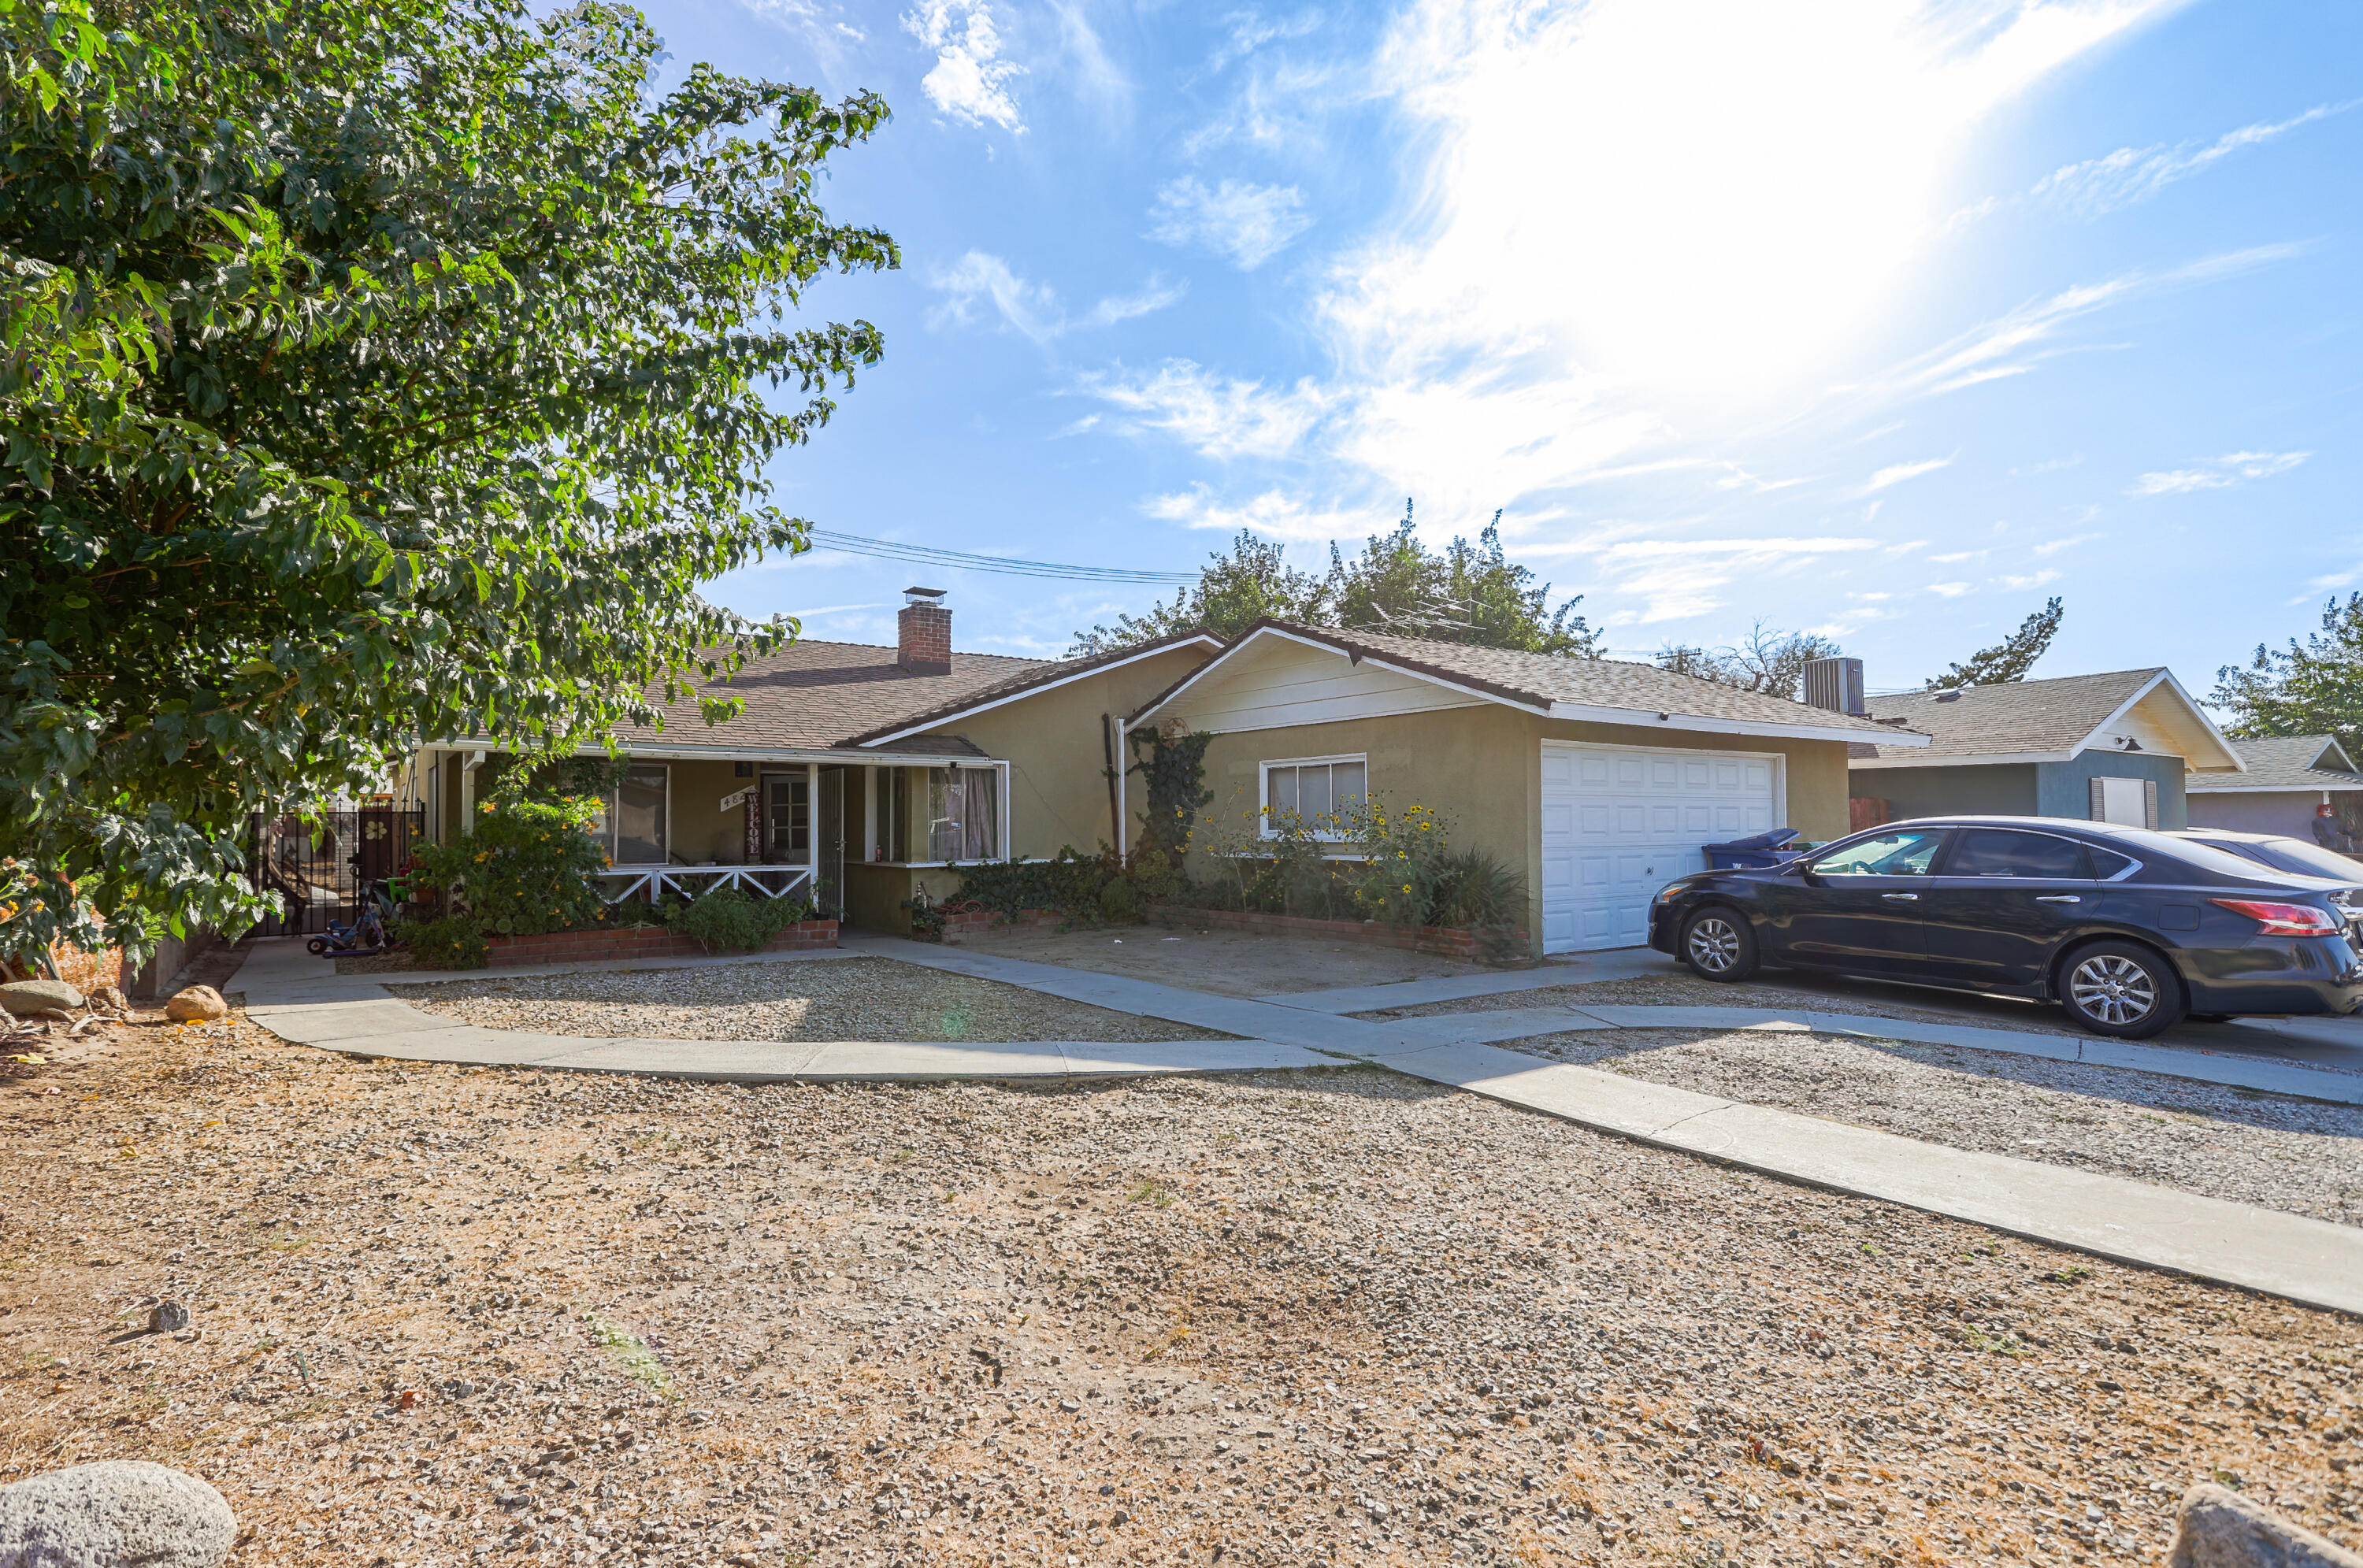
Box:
[1082,359,1329,460]
[1143,485,1370,542]
[1928,550,1982,563]
[1148,177,1314,269]
[903,0,1026,132]
[1207,9,1323,72]
[1864,456,1953,492]
[2034,101,2356,216]
[1927,582,1972,597]
[2129,450,2308,496]
[1593,536,1884,623]
[1996,569,2061,590]
[928,252,1184,343]
[2030,532,2100,556]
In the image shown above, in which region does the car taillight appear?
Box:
[2211,899,2343,936]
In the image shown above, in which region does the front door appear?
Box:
[817,767,845,917]
[1761,827,1949,973]
[764,775,808,865]
[1915,826,2100,989]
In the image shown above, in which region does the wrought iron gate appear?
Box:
[247,807,425,936]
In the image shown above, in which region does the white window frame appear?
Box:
[1258,753,1369,841]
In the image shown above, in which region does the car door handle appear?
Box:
[2035,895,2082,904]
[1880,892,1919,901]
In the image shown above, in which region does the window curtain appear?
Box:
[926,766,998,861]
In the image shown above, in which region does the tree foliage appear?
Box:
[1925,598,2064,690]
[1655,622,1842,702]
[2213,595,2363,752]
[0,0,895,960]
[1070,502,1597,658]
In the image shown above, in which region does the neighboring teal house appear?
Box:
[1842,667,2243,830]
[2186,735,2363,840]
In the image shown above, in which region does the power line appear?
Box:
[805,530,1199,585]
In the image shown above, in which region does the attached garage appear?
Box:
[1539,742,1781,953]
[1128,621,1920,960]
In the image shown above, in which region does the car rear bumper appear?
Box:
[2179,936,2363,1017]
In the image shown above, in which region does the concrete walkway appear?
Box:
[232,934,2363,1314]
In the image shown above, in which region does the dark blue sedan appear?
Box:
[1645,815,2363,1039]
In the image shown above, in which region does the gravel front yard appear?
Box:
[402,956,1233,1043]
[1499,1026,2363,1228]
[3,1014,2357,1568]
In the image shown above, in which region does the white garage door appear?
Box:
[1539,743,1781,953]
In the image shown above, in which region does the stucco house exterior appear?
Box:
[2185,734,2363,840]
[1122,621,1919,955]
[404,589,1219,933]
[1844,667,2243,830]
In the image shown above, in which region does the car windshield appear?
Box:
[2124,829,2350,887]
[1811,829,1946,877]
[2226,836,2363,882]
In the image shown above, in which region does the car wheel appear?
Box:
[1681,908,1759,982]
[2060,941,2184,1040]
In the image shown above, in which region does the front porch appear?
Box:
[404,744,1011,930]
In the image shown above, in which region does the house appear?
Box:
[1838,666,2244,830]
[2185,735,2363,840]
[403,589,1219,932]
[1121,621,1920,955]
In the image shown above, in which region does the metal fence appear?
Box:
[247,807,426,936]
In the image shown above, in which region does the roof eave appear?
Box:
[1849,749,2077,769]
[1544,701,1925,746]
[856,632,1224,748]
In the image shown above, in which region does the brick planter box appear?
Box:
[938,907,1060,945]
[1147,905,1528,963]
[480,920,838,967]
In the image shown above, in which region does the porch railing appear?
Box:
[594,863,815,907]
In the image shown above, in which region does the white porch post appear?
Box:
[807,762,820,895]
[862,765,877,862]
[459,749,486,836]
[998,762,1012,861]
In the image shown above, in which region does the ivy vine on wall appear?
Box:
[1126,726,1215,865]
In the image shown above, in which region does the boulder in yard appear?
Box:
[2171,1482,2363,1568]
[89,985,130,1014]
[0,1459,236,1568]
[0,979,83,1018]
[164,986,228,1022]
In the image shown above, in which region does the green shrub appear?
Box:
[1097,875,1141,922]
[950,846,1133,926]
[665,887,812,953]
[409,797,611,938]
[395,914,488,970]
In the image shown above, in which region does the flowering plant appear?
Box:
[406,797,610,940]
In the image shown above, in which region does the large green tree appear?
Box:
[2213,594,2363,752]
[1070,503,1597,658]
[1655,623,1842,702]
[1925,597,2064,689]
[0,0,893,959]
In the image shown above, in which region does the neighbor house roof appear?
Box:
[2187,734,2363,793]
[1128,621,1925,745]
[1847,667,2244,772]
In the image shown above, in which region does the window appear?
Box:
[598,762,668,864]
[926,766,998,861]
[2090,775,2155,828]
[765,775,808,862]
[2088,846,2139,880]
[1262,755,1367,836]
[1947,828,2093,880]
[1811,829,1946,877]
[874,766,910,862]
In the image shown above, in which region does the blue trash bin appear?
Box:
[1701,828,1802,870]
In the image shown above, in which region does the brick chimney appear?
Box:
[897,587,952,675]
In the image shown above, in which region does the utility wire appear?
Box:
[805,529,1198,585]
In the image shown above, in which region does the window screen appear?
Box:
[1947,829,2093,880]
[926,767,998,862]
[611,764,668,864]
[1264,758,1367,831]
[874,767,910,862]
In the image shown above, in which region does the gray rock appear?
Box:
[0,1459,236,1567]
[147,1301,189,1334]
[162,987,226,1023]
[0,980,83,1018]
[2171,1483,2363,1568]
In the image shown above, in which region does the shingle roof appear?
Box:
[622,639,1049,753]
[1850,669,2165,761]
[844,631,1222,746]
[1146,621,1912,736]
[2187,735,2363,791]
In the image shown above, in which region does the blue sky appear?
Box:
[660,0,2360,695]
